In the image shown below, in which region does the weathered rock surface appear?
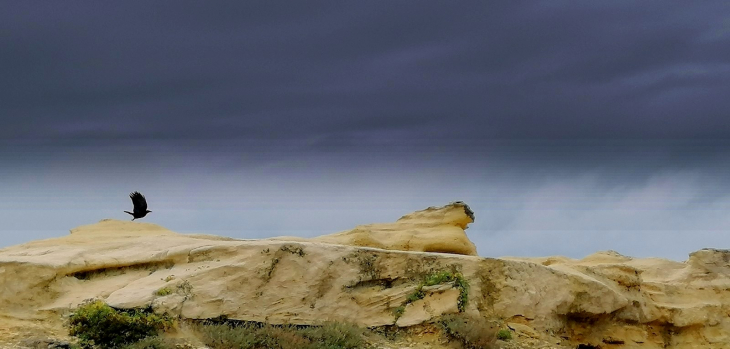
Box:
[1,203,729,348]
[273,201,478,256]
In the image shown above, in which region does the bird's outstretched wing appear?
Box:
[129,191,148,212]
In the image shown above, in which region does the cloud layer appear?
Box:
[2,1,730,144]
[2,2,730,260]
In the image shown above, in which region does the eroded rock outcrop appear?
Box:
[504,249,730,348]
[272,201,478,256]
[1,204,730,348]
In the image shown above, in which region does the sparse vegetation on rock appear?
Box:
[154,287,172,297]
[355,252,381,280]
[439,313,497,349]
[394,270,470,320]
[280,245,306,257]
[67,299,370,349]
[194,320,366,349]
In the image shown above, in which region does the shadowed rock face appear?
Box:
[1,204,730,348]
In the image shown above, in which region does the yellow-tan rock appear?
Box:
[2,205,730,348]
[274,201,478,256]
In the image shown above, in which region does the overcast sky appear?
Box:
[2,1,730,260]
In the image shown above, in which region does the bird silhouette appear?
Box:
[124,191,152,221]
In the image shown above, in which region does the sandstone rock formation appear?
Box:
[272,201,478,256]
[1,203,729,349]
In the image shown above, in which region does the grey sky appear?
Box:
[2,2,730,260]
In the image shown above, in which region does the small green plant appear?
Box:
[393,306,405,319]
[68,300,174,349]
[423,270,455,286]
[406,289,425,303]
[496,329,512,341]
[154,287,172,296]
[453,273,469,312]
[439,313,497,349]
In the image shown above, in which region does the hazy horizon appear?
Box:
[3,2,730,261]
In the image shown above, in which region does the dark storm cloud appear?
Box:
[7,1,730,262]
[2,1,730,145]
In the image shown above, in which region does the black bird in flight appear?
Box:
[124,191,152,221]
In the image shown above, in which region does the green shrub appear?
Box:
[496,329,512,341]
[439,314,497,349]
[68,300,174,349]
[195,321,366,349]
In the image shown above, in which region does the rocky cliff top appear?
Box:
[1,202,729,348]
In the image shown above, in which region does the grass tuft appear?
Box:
[439,313,498,349]
[195,321,366,349]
